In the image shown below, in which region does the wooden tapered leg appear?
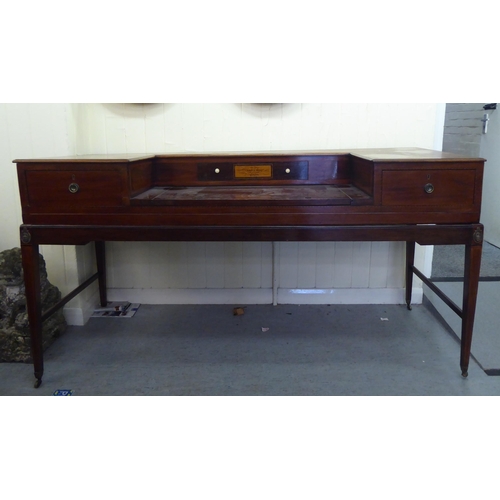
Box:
[95,241,107,307]
[21,241,44,388]
[405,241,416,310]
[460,238,483,378]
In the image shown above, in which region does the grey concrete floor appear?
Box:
[427,239,500,375]
[425,281,500,373]
[432,241,500,279]
[2,302,500,396]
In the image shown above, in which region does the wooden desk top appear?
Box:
[14,147,484,163]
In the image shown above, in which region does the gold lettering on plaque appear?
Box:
[234,164,272,179]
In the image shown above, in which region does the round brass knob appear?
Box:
[68,182,80,193]
[215,168,220,174]
[285,168,291,174]
[424,183,434,194]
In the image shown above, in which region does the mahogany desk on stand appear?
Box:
[15,148,485,388]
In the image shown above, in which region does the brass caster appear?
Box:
[461,370,468,378]
[34,378,42,388]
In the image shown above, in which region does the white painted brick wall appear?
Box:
[442,103,485,156]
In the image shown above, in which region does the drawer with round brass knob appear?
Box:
[25,170,125,210]
[382,169,476,208]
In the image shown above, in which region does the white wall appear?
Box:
[480,108,500,247]
[0,104,89,323]
[1,103,445,324]
[0,104,72,249]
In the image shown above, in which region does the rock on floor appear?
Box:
[0,248,66,362]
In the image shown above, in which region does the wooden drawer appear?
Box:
[197,161,309,181]
[25,170,126,210]
[381,169,476,207]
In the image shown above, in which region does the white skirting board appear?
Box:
[277,287,423,305]
[63,287,423,325]
[108,287,421,307]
